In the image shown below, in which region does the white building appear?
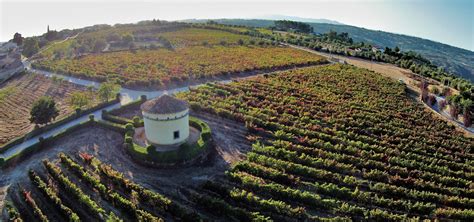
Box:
[141,94,190,146]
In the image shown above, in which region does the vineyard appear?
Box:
[6,151,200,221]
[156,28,254,47]
[35,25,255,60]
[1,116,254,222]
[33,45,326,88]
[3,64,473,221]
[0,73,99,147]
[35,22,189,59]
[178,64,474,220]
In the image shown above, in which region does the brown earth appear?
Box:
[1,112,250,218]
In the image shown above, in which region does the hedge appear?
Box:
[125,116,212,165]
[107,95,146,116]
[102,96,147,126]
[1,116,99,168]
[102,112,133,125]
[95,120,127,133]
[0,97,120,154]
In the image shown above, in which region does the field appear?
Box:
[35,26,253,60]
[34,45,326,88]
[179,64,474,220]
[2,64,473,221]
[6,19,473,220]
[156,28,254,47]
[32,25,327,89]
[35,23,187,59]
[0,73,99,147]
[1,112,252,221]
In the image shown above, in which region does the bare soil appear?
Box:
[0,72,99,147]
[0,111,250,218]
[112,103,143,119]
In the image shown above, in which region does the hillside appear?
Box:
[2,19,473,221]
[258,15,343,25]
[31,24,326,89]
[184,19,474,82]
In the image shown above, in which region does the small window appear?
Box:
[173,130,180,139]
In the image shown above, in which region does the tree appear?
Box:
[93,39,107,52]
[98,82,120,102]
[419,80,429,102]
[461,99,473,127]
[394,46,400,53]
[274,20,313,33]
[45,30,58,41]
[121,33,134,45]
[12,32,23,45]
[158,36,173,49]
[68,91,91,109]
[30,96,59,125]
[463,110,472,127]
[22,38,40,57]
[106,33,121,42]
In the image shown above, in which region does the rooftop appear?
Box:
[141,94,188,114]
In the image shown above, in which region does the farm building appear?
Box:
[140,94,190,146]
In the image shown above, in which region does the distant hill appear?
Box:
[184,19,474,82]
[258,15,343,25]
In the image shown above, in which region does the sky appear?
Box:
[1,0,473,51]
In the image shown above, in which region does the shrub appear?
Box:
[427,94,436,106]
[438,99,447,110]
[133,116,141,127]
[449,105,459,119]
[442,87,452,97]
[89,114,95,121]
[125,123,134,132]
[430,86,440,95]
[463,112,472,127]
[125,136,133,144]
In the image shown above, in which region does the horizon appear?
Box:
[0,0,473,51]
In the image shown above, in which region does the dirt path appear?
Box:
[32,31,83,59]
[287,44,416,85]
[0,110,251,214]
[287,44,474,136]
[0,184,7,217]
[0,72,100,147]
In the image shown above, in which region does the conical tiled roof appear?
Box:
[141,94,188,114]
